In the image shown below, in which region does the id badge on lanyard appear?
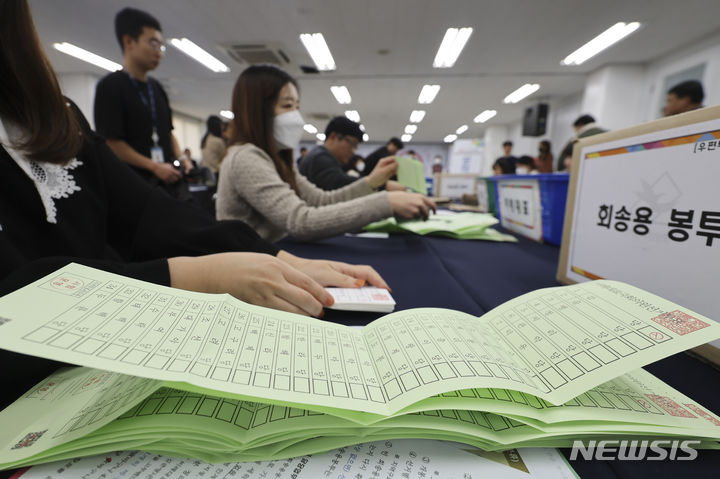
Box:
[150,129,165,164]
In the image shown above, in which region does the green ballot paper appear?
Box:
[1,263,720,468]
[395,155,427,194]
[365,212,517,241]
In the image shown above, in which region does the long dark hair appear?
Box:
[201,115,223,148]
[0,0,81,164]
[229,64,298,191]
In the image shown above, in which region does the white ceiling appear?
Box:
[30,0,720,142]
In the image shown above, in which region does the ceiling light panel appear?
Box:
[344,110,360,122]
[169,38,230,73]
[401,134,412,142]
[473,110,497,123]
[303,124,318,134]
[433,27,473,68]
[220,110,234,119]
[418,85,441,104]
[456,125,468,135]
[503,84,540,104]
[299,33,336,71]
[330,85,352,104]
[561,22,641,66]
[53,42,121,72]
[444,134,457,143]
[405,124,418,134]
[409,110,426,123]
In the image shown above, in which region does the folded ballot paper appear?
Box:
[1,263,720,469]
[364,211,517,242]
[326,287,396,313]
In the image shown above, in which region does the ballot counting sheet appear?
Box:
[0,263,718,416]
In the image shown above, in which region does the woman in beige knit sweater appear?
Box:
[216,65,435,242]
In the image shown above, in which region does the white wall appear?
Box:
[641,32,720,121]
[496,34,720,170]
[57,73,100,129]
[172,112,203,159]
[581,65,646,130]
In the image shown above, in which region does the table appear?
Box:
[277,231,720,479]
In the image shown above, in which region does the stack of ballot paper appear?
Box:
[395,155,428,194]
[1,263,720,470]
[365,211,517,241]
[17,442,577,479]
[327,287,396,312]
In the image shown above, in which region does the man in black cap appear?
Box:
[300,116,398,191]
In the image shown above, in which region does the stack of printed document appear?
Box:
[327,287,396,312]
[1,263,720,470]
[365,212,517,241]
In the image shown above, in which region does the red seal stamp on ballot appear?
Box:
[649,310,709,336]
[645,394,696,418]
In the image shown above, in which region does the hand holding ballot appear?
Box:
[365,155,398,189]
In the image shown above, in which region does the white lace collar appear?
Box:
[0,118,82,224]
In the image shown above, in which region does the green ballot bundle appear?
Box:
[0,263,719,467]
[395,155,427,194]
[2,366,720,469]
[365,212,517,241]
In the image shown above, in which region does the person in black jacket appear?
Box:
[299,118,403,192]
[361,137,404,178]
[0,0,389,406]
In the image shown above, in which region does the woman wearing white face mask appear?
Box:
[216,64,435,242]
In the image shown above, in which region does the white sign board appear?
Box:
[435,174,478,199]
[448,138,485,173]
[559,106,720,352]
[497,178,543,242]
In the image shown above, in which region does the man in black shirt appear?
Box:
[94,8,192,198]
[360,137,404,178]
[299,117,401,191]
[298,116,366,190]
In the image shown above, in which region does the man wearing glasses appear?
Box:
[300,116,399,192]
[94,8,192,198]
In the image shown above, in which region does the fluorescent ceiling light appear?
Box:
[300,33,336,71]
[418,85,441,104]
[316,133,326,141]
[303,124,317,134]
[330,85,351,104]
[409,110,426,123]
[401,134,412,143]
[220,110,234,120]
[53,42,121,72]
[344,110,360,122]
[473,109,497,123]
[433,27,473,68]
[456,125,468,135]
[503,83,540,104]
[405,124,418,134]
[359,124,366,132]
[363,133,369,142]
[561,22,641,66]
[444,134,457,143]
[169,38,229,73]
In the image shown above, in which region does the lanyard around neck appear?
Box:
[126,72,158,135]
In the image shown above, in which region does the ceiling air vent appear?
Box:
[221,43,291,66]
[307,112,332,122]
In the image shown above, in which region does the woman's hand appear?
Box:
[277,251,390,290]
[168,253,334,317]
[387,191,437,220]
[365,156,398,189]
